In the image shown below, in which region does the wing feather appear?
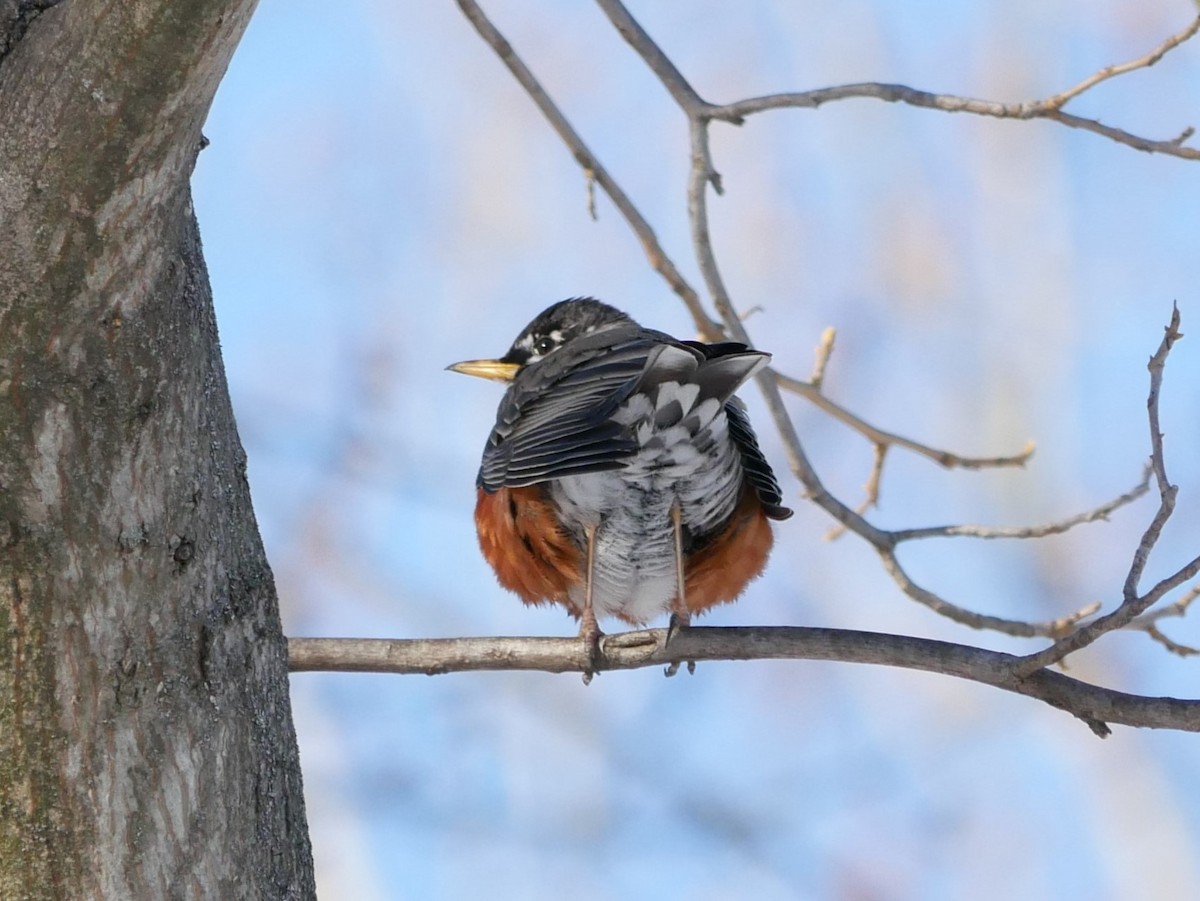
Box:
[478,327,789,507]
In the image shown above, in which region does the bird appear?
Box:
[448,297,793,667]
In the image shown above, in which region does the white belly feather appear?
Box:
[547,380,745,623]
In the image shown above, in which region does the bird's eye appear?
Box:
[532,335,557,356]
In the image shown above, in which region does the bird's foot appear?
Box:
[664,612,696,677]
[578,609,605,685]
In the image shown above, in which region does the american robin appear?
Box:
[449,298,792,663]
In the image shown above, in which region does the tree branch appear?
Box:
[874,547,1101,638]
[704,15,1200,161]
[890,465,1151,542]
[1017,306,1191,673]
[774,371,1036,473]
[1039,16,1200,110]
[594,0,713,118]
[1132,584,1200,632]
[288,629,1200,736]
[454,0,724,340]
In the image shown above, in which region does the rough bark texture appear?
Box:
[0,1,315,898]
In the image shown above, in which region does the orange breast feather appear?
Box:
[475,485,583,611]
[682,488,775,615]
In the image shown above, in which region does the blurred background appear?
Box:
[193,1,1200,898]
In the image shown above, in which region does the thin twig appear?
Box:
[703,16,1200,161]
[809,326,836,389]
[710,84,1199,161]
[288,629,1200,735]
[1129,585,1199,656]
[454,0,725,340]
[823,442,886,541]
[593,0,712,117]
[678,97,851,519]
[891,465,1152,542]
[1131,584,1200,627]
[1039,16,1200,110]
[875,547,1099,638]
[775,371,1035,471]
[861,443,886,511]
[1044,108,1200,159]
[1141,625,1200,657]
[583,168,598,221]
[1016,306,1188,674]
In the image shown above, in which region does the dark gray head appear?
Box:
[499,298,634,368]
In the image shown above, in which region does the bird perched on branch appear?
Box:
[449,298,792,668]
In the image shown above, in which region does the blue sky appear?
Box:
[194,2,1200,897]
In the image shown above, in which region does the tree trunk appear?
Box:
[0,2,315,897]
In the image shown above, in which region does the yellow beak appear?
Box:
[446,358,521,383]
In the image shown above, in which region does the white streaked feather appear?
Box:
[548,397,747,623]
[656,381,699,415]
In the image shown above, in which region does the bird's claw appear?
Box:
[579,620,604,685]
[664,615,696,677]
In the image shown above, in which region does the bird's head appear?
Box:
[447,297,633,382]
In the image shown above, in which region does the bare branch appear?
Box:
[822,442,886,541]
[288,629,1200,735]
[809,326,836,389]
[861,443,886,511]
[1039,16,1200,110]
[593,0,713,118]
[891,465,1152,542]
[875,547,1099,638]
[1132,584,1200,628]
[1043,108,1200,160]
[711,84,1199,161]
[454,0,724,340]
[583,168,598,221]
[1142,625,1200,657]
[705,16,1200,161]
[1017,306,1191,674]
[775,370,1035,471]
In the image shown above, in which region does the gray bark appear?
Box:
[0,1,315,898]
